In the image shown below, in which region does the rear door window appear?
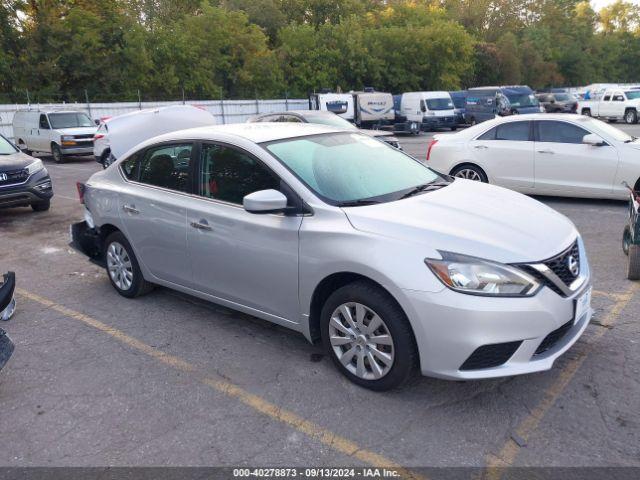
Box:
[495,121,531,141]
[137,143,193,192]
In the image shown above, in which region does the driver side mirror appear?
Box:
[243,189,288,214]
[420,101,426,113]
[582,133,606,147]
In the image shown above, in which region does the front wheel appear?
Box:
[582,109,591,117]
[51,144,64,163]
[320,281,417,391]
[625,110,638,125]
[451,164,488,182]
[628,245,640,281]
[104,231,153,298]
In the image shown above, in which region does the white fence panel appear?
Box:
[0,98,309,141]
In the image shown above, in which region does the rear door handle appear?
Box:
[190,219,213,231]
[537,150,555,154]
[122,204,140,214]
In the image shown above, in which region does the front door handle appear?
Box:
[122,204,140,214]
[474,145,489,150]
[537,150,555,154]
[190,219,213,231]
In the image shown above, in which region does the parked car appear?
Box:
[0,134,53,211]
[93,105,216,168]
[72,123,592,390]
[537,92,578,113]
[13,109,97,163]
[449,90,468,126]
[0,271,16,373]
[465,86,543,124]
[248,110,402,149]
[427,113,640,199]
[399,91,458,131]
[578,88,640,124]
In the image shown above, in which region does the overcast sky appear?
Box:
[591,0,640,9]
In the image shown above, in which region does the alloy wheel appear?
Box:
[107,241,133,291]
[625,110,637,124]
[454,168,483,181]
[328,302,394,380]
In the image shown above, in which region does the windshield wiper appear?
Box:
[338,199,382,207]
[400,181,450,199]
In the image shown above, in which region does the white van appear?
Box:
[400,91,457,131]
[13,109,97,163]
[309,93,355,121]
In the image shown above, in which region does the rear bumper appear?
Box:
[0,170,53,208]
[70,221,104,265]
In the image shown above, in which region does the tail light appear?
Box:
[76,182,86,204]
[426,139,438,161]
[93,134,105,141]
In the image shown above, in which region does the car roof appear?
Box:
[153,122,345,144]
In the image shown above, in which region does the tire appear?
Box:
[623,226,631,256]
[101,150,115,169]
[470,117,477,126]
[628,245,640,281]
[451,126,457,131]
[51,144,64,163]
[625,109,638,125]
[320,280,417,391]
[451,164,488,182]
[31,200,50,212]
[582,109,591,117]
[104,231,153,298]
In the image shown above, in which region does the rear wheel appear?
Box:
[51,144,64,163]
[625,109,638,125]
[628,245,640,281]
[31,200,50,212]
[104,231,153,298]
[18,140,31,156]
[470,117,477,126]
[320,281,417,391]
[451,164,488,182]
[582,109,591,117]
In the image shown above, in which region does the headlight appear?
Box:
[26,159,44,175]
[425,252,541,297]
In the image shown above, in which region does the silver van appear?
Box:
[12,109,97,163]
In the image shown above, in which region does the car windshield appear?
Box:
[578,117,634,142]
[0,136,18,154]
[48,112,94,129]
[304,114,357,130]
[426,98,454,110]
[625,91,640,100]
[265,132,444,205]
[505,93,539,108]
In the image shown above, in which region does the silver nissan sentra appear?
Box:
[72,123,592,390]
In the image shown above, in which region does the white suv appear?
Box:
[13,109,97,163]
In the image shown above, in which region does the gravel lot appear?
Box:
[1,123,639,471]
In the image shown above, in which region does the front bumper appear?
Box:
[0,272,16,373]
[61,145,93,155]
[421,116,457,130]
[0,169,53,209]
[403,282,592,380]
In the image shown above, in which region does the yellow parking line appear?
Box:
[16,288,422,479]
[483,283,639,479]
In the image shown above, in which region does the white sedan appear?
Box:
[427,113,640,199]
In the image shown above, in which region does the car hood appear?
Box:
[56,126,98,136]
[342,179,577,264]
[0,151,36,171]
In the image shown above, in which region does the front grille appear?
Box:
[0,169,28,187]
[534,320,573,355]
[74,134,95,139]
[0,194,29,205]
[517,241,580,297]
[460,341,522,371]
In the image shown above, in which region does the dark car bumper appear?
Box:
[0,169,53,209]
[421,116,457,130]
[0,272,16,373]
